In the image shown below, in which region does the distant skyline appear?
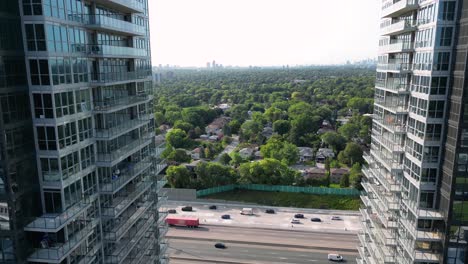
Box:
[148,0,380,67]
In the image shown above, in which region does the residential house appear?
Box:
[205,116,231,136]
[298,147,314,163]
[239,148,254,159]
[191,147,202,160]
[315,148,335,163]
[304,167,327,180]
[330,168,350,184]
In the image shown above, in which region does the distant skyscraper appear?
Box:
[359,1,468,264]
[0,0,168,263]
[212,60,216,68]
[206,62,211,68]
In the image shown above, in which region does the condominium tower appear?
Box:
[0,0,168,263]
[359,0,468,263]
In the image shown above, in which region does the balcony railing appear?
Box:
[379,41,414,53]
[101,182,152,218]
[100,157,153,194]
[86,44,148,57]
[84,14,146,36]
[90,70,151,85]
[25,195,96,232]
[95,119,150,139]
[97,136,153,164]
[380,19,417,35]
[104,200,154,241]
[377,61,412,72]
[106,0,145,13]
[93,94,152,113]
[381,0,418,18]
[375,79,410,93]
[27,219,99,263]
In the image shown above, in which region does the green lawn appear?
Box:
[204,189,360,211]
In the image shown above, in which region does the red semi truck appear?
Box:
[165,216,200,227]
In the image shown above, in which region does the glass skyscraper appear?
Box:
[0,0,168,263]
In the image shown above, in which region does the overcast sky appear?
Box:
[148,0,380,67]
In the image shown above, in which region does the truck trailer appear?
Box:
[165,216,200,227]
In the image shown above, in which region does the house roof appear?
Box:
[305,167,327,174]
[316,148,335,158]
[331,168,350,174]
[298,147,314,157]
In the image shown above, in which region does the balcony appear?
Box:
[93,94,152,113]
[90,70,152,86]
[25,195,96,232]
[85,15,146,36]
[124,236,157,264]
[104,200,154,242]
[95,119,150,139]
[379,41,414,54]
[96,137,153,166]
[373,116,407,134]
[372,134,405,153]
[100,157,153,194]
[87,44,148,58]
[101,182,152,218]
[381,20,417,36]
[377,61,412,73]
[381,0,418,18]
[105,215,154,264]
[375,79,410,94]
[27,219,99,263]
[94,0,145,13]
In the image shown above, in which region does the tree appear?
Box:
[195,162,237,188]
[273,120,291,135]
[154,112,166,126]
[166,165,192,188]
[167,149,191,163]
[238,158,297,185]
[260,137,299,165]
[338,122,360,141]
[347,97,373,114]
[321,132,347,152]
[219,153,232,165]
[227,120,241,135]
[230,152,245,167]
[349,163,363,190]
[288,114,321,146]
[166,129,188,148]
[240,120,264,143]
[173,121,193,133]
[264,107,286,122]
[338,142,364,166]
[340,174,350,188]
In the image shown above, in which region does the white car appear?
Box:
[291,219,301,224]
[328,253,344,261]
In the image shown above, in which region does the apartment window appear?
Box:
[440,1,456,21]
[438,27,453,47]
[64,180,82,209]
[23,0,43,15]
[33,93,53,118]
[54,91,75,118]
[421,168,437,183]
[61,151,80,179]
[434,52,450,71]
[406,138,423,161]
[430,77,448,95]
[411,75,430,94]
[409,97,428,117]
[29,59,50,85]
[426,124,442,141]
[418,4,435,23]
[428,101,445,118]
[69,27,86,52]
[43,0,66,20]
[404,157,421,181]
[424,146,440,163]
[407,118,425,139]
[25,24,46,51]
[50,57,72,85]
[44,190,62,213]
[420,191,435,209]
[78,117,92,141]
[40,157,59,182]
[415,28,433,48]
[72,58,88,83]
[46,24,69,53]
[80,145,95,170]
[57,122,78,149]
[1,94,30,124]
[82,171,97,197]
[75,89,90,113]
[36,126,57,150]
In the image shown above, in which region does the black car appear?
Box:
[311,217,322,222]
[209,205,217,210]
[265,209,275,214]
[214,243,226,249]
[294,213,305,219]
[168,209,177,214]
[181,206,193,212]
[221,214,231,219]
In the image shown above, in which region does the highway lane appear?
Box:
[167,225,358,264]
[169,239,358,264]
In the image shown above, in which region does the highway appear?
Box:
[167,225,358,264]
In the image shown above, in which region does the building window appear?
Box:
[23,0,43,16]
[25,24,46,51]
[421,168,437,183]
[54,91,75,118]
[1,93,30,124]
[438,27,453,47]
[46,24,69,53]
[78,117,92,141]
[43,0,66,20]
[50,57,72,85]
[75,89,90,113]
[424,146,440,163]
[40,158,59,182]
[82,171,97,196]
[33,93,53,118]
[36,126,56,150]
[440,1,456,21]
[57,122,78,149]
[430,77,448,95]
[428,100,445,118]
[64,180,82,209]
[61,151,80,179]
[29,59,50,85]
[80,145,95,170]
[420,191,435,209]
[44,189,62,213]
[434,52,450,71]
[72,58,88,83]
[426,124,442,141]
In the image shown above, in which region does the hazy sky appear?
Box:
[148,0,380,67]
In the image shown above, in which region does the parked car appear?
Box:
[311,217,322,222]
[215,243,226,249]
[294,213,305,219]
[181,206,193,212]
[221,214,231,219]
[209,205,217,210]
[168,209,177,214]
[265,209,275,214]
[331,216,342,220]
[327,253,344,261]
[291,219,301,224]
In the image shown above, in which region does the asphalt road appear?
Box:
[167,225,358,264]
